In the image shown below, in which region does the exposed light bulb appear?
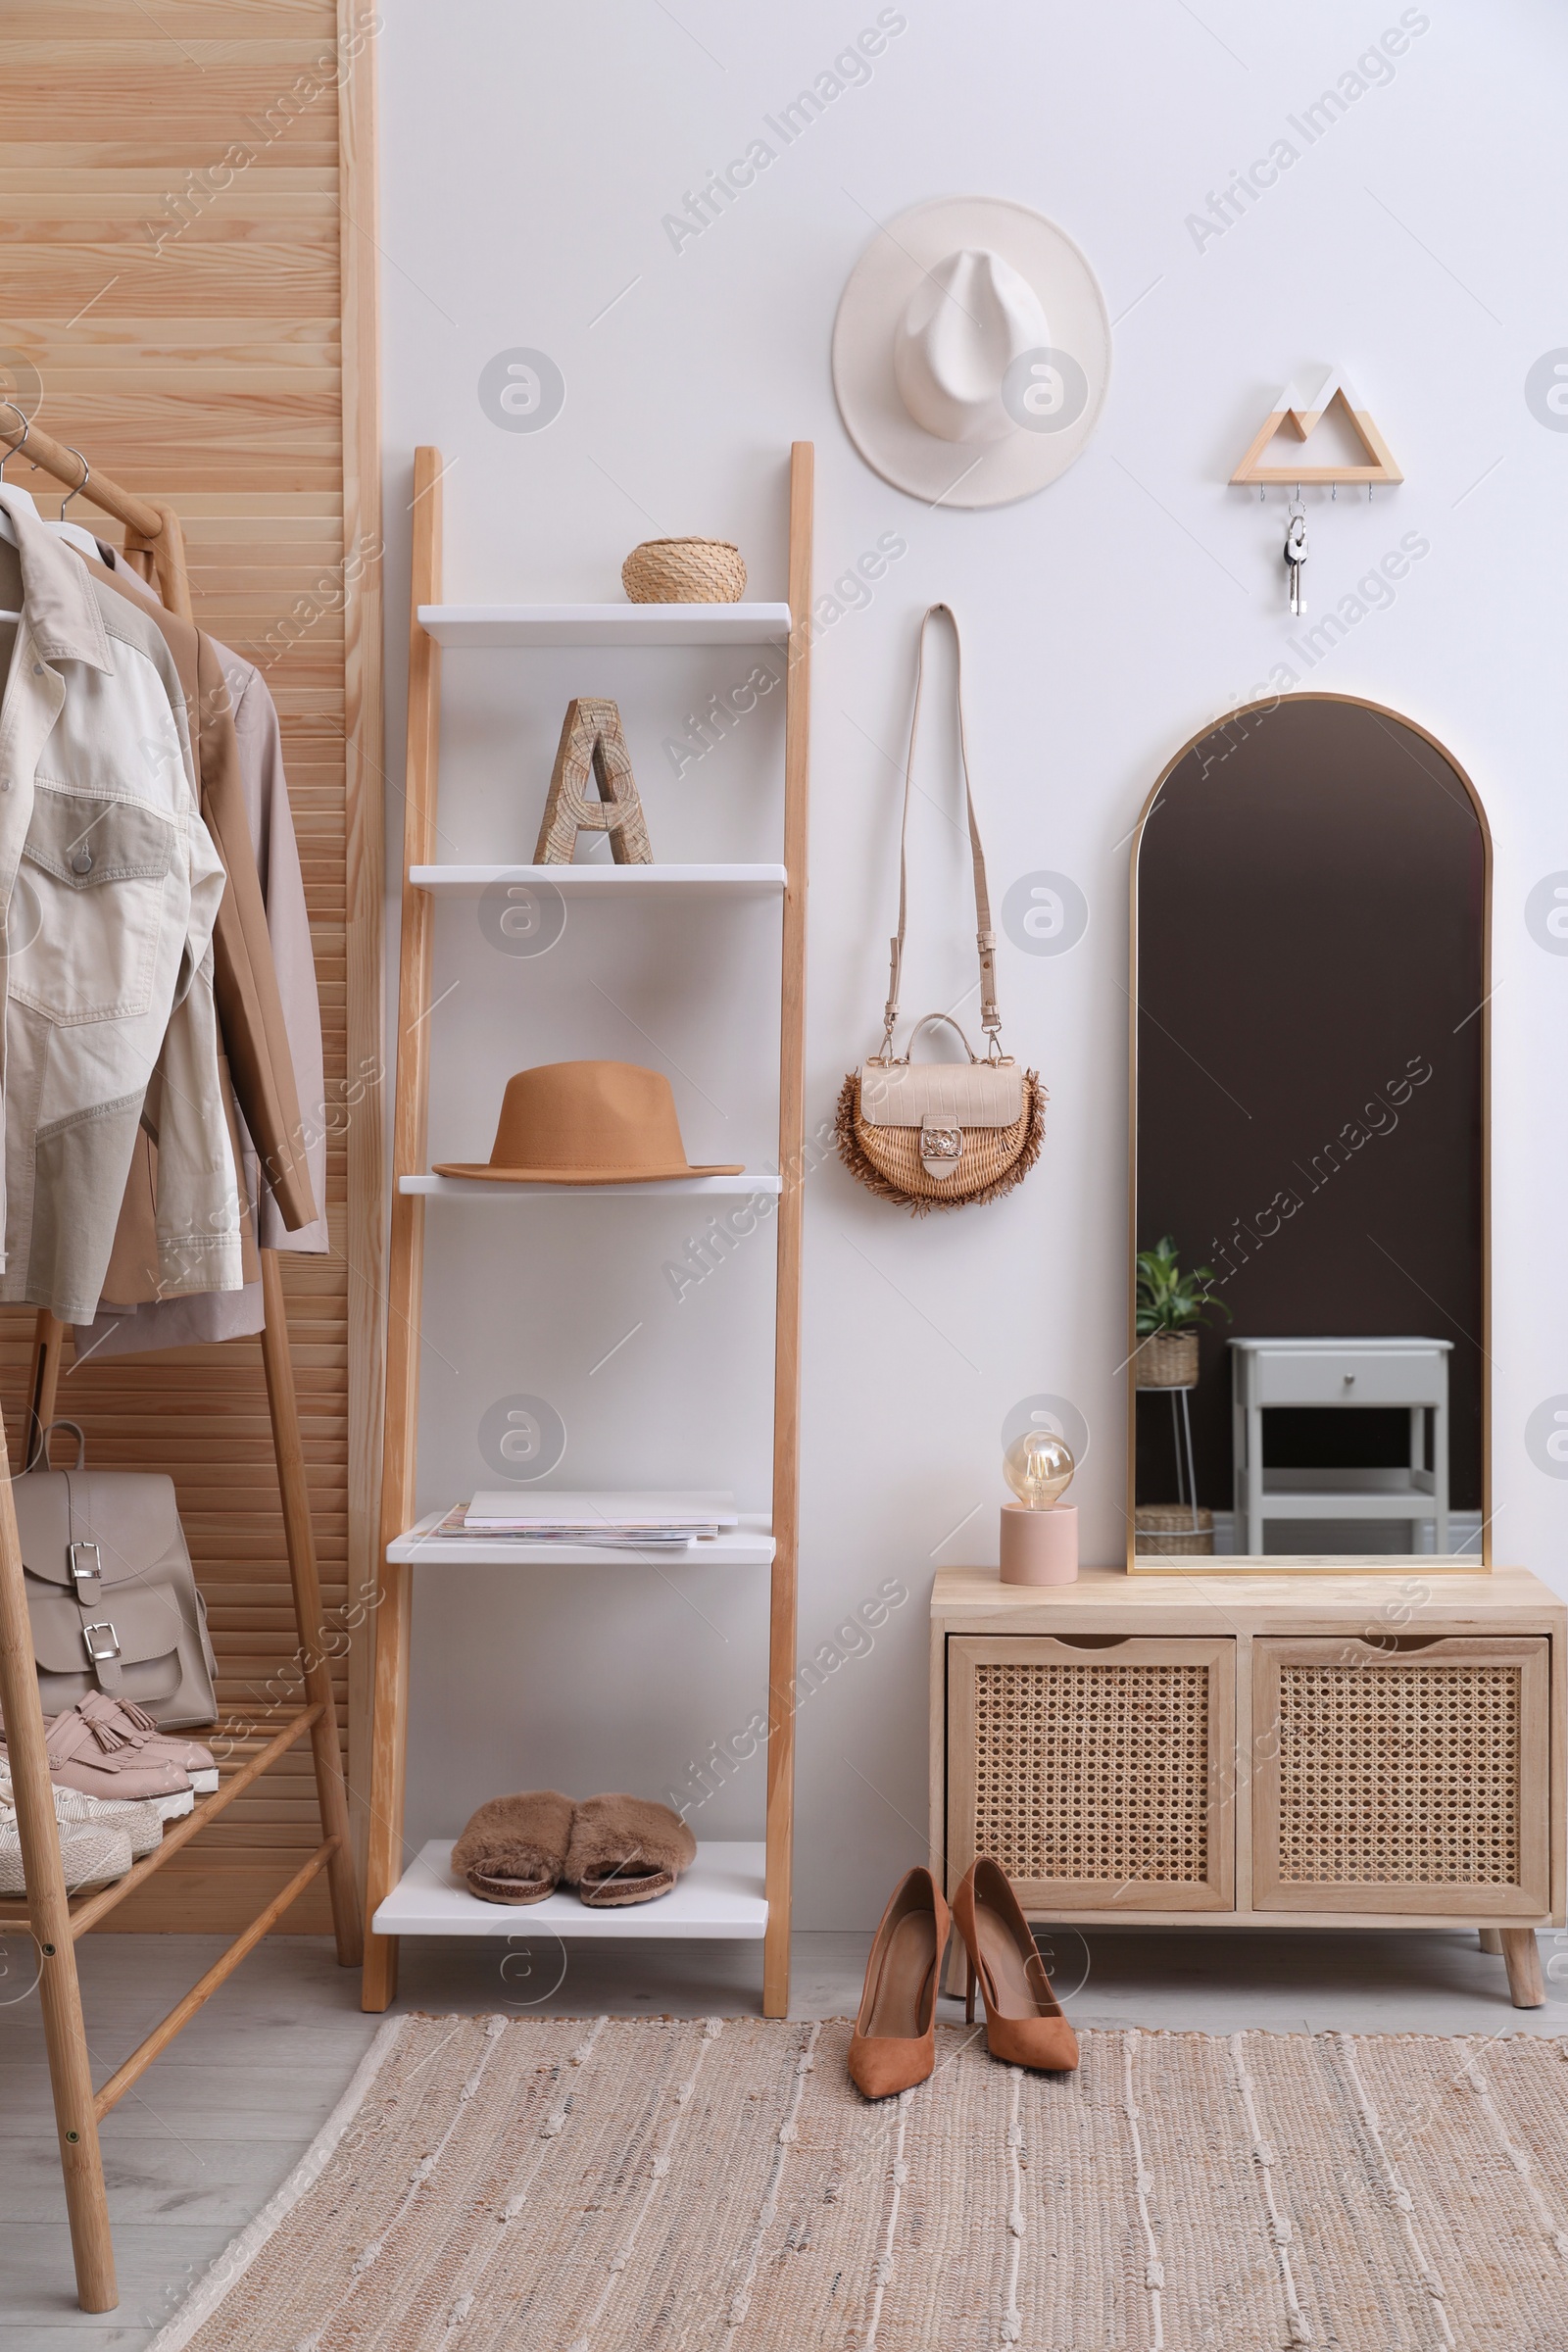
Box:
[1003,1429,1075,1511]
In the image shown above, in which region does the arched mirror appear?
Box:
[1128,692,1489,1570]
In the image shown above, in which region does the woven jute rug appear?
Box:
[149,2014,1568,2349]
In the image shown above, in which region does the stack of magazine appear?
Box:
[429,1491,739,1550]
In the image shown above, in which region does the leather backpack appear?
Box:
[15,1422,219,1729]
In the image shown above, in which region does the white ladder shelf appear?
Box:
[361,445,812,2015]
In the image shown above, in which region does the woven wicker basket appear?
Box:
[1133,1330,1200,1389]
[1134,1505,1214,1558]
[621,539,747,604]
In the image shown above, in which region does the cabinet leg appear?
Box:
[1478,1927,1503,1955]
[1500,1929,1545,2009]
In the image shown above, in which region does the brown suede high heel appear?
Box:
[953,1857,1078,2072]
[848,1866,951,2100]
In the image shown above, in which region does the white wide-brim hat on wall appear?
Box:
[832,196,1111,508]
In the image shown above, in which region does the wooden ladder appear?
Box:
[361,443,812,2019]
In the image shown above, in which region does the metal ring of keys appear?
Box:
[1283,502,1307,616]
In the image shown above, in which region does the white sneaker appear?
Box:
[0,1766,133,1895]
[0,1757,160,1861]
[47,1778,165,1859]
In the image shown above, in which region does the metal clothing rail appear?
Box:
[0,419,362,2315]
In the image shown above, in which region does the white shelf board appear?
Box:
[373,1838,767,1939]
[410,862,785,899]
[402,1171,779,1199]
[1255,1492,1440,1520]
[417,602,791,649]
[388,1507,775,1567]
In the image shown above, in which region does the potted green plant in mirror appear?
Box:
[1134,1235,1231,1388]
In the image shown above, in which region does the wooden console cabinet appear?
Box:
[930,1567,1565,2009]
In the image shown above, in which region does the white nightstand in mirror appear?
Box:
[1229,1337,1453,1558]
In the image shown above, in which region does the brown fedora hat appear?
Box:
[432,1060,744,1184]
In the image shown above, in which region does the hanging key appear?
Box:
[1283,504,1307,616]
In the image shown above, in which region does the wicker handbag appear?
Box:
[836,604,1045,1213]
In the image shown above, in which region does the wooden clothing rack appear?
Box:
[0,416,361,2314]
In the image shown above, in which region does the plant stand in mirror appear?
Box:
[1164,1383,1200,1529]
[1133,1381,1212,1560]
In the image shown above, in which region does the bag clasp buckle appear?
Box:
[80,1620,121,1666]
[919,1117,964,1174]
[68,1541,103,1595]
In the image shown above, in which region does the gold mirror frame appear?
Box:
[1125,690,1492,1574]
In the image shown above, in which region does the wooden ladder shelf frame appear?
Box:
[362,442,811,2017]
[0,417,362,2315]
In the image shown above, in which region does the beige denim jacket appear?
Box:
[0,485,242,1322]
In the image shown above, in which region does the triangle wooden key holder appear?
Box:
[1231,368,1403,486]
[534,694,654,864]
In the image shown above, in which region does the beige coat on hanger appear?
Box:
[0,484,241,1322]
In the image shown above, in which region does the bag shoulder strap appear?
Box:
[24,1417,86,1475]
[882,603,1000,1055]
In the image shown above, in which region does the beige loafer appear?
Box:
[76,1691,220,1792]
[36,1705,192,1808]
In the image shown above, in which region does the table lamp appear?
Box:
[1000,1427,1079,1585]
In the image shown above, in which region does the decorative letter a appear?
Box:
[533,697,654,865]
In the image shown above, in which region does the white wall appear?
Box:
[378,0,1568,1926]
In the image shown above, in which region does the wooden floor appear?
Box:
[1,1928,1562,2344]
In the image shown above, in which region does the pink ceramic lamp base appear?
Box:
[999,1500,1078,1586]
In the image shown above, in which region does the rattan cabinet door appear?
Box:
[1252,1638,1552,1917]
[947,1636,1236,1912]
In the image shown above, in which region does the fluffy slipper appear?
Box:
[566,1793,697,1907]
[452,1789,574,1904]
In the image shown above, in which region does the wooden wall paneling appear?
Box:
[0,0,382,1933]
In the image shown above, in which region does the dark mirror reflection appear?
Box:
[1130,693,1487,1566]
